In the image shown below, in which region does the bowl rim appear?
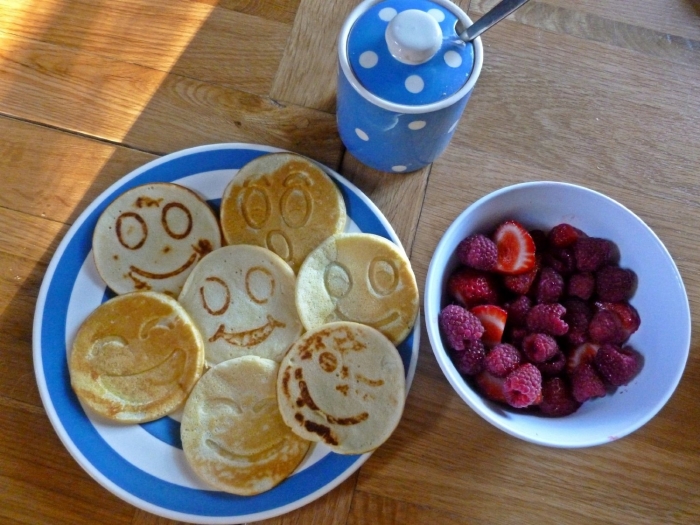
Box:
[424,180,691,448]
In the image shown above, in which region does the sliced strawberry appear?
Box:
[470,304,507,347]
[566,342,600,374]
[474,370,507,403]
[595,301,641,342]
[446,268,500,309]
[493,220,537,275]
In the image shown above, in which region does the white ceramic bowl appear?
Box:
[424,181,690,448]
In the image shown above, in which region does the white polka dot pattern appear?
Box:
[405,75,425,94]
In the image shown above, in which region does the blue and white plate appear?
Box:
[32,144,420,524]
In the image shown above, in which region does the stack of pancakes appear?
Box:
[69,152,419,496]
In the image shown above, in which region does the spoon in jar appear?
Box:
[456,0,531,42]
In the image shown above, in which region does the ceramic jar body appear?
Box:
[337,0,483,173]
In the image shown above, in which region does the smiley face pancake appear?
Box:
[220,153,346,273]
[180,356,310,495]
[295,233,419,345]
[92,183,221,297]
[178,245,303,366]
[69,291,205,423]
[277,322,405,455]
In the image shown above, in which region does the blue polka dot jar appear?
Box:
[338,0,483,173]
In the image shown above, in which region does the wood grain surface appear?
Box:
[1,0,699,524]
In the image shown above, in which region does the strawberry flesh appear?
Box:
[471,304,507,347]
[493,220,537,275]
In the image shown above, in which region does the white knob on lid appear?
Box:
[385,9,442,65]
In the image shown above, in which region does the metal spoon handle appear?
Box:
[458,0,531,41]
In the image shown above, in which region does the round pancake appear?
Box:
[277,321,406,454]
[295,233,419,345]
[93,182,221,297]
[178,245,303,366]
[220,152,346,273]
[181,356,310,495]
[69,291,205,423]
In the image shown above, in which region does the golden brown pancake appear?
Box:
[180,356,311,495]
[295,233,419,345]
[220,153,346,273]
[69,291,205,423]
[277,321,406,455]
[92,183,221,297]
[178,245,304,366]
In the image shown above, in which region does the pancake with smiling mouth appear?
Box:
[277,322,406,455]
[92,182,221,297]
[180,356,310,495]
[178,245,303,366]
[295,233,419,345]
[69,291,205,423]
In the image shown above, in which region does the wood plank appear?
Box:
[270,0,354,112]
[0,397,135,525]
[1,0,291,96]
[192,0,301,25]
[340,154,429,257]
[0,32,342,167]
[0,117,157,223]
[347,490,473,525]
[469,0,699,66]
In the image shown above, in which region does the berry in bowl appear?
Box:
[424,182,690,448]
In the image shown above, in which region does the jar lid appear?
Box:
[346,0,475,106]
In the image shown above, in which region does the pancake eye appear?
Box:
[241,182,271,229]
[162,202,193,240]
[368,257,399,296]
[280,172,312,229]
[116,212,147,250]
[200,276,231,316]
[212,398,243,416]
[324,262,352,299]
[246,266,275,304]
[318,351,338,373]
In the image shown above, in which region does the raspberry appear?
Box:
[561,298,592,346]
[544,247,576,275]
[588,309,625,345]
[452,339,486,376]
[573,237,616,272]
[539,377,581,417]
[535,266,564,304]
[536,350,566,377]
[504,363,543,408]
[503,265,538,295]
[595,266,636,302]
[522,333,559,363]
[596,301,640,341]
[439,304,485,351]
[504,295,532,327]
[529,229,549,252]
[594,344,641,386]
[447,268,500,309]
[526,303,569,336]
[484,343,521,377]
[475,370,506,403]
[567,272,595,300]
[507,326,529,347]
[456,234,498,271]
[570,363,607,403]
[566,342,600,374]
[548,223,585,248]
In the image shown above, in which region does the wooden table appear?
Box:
[2,0,699,523]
